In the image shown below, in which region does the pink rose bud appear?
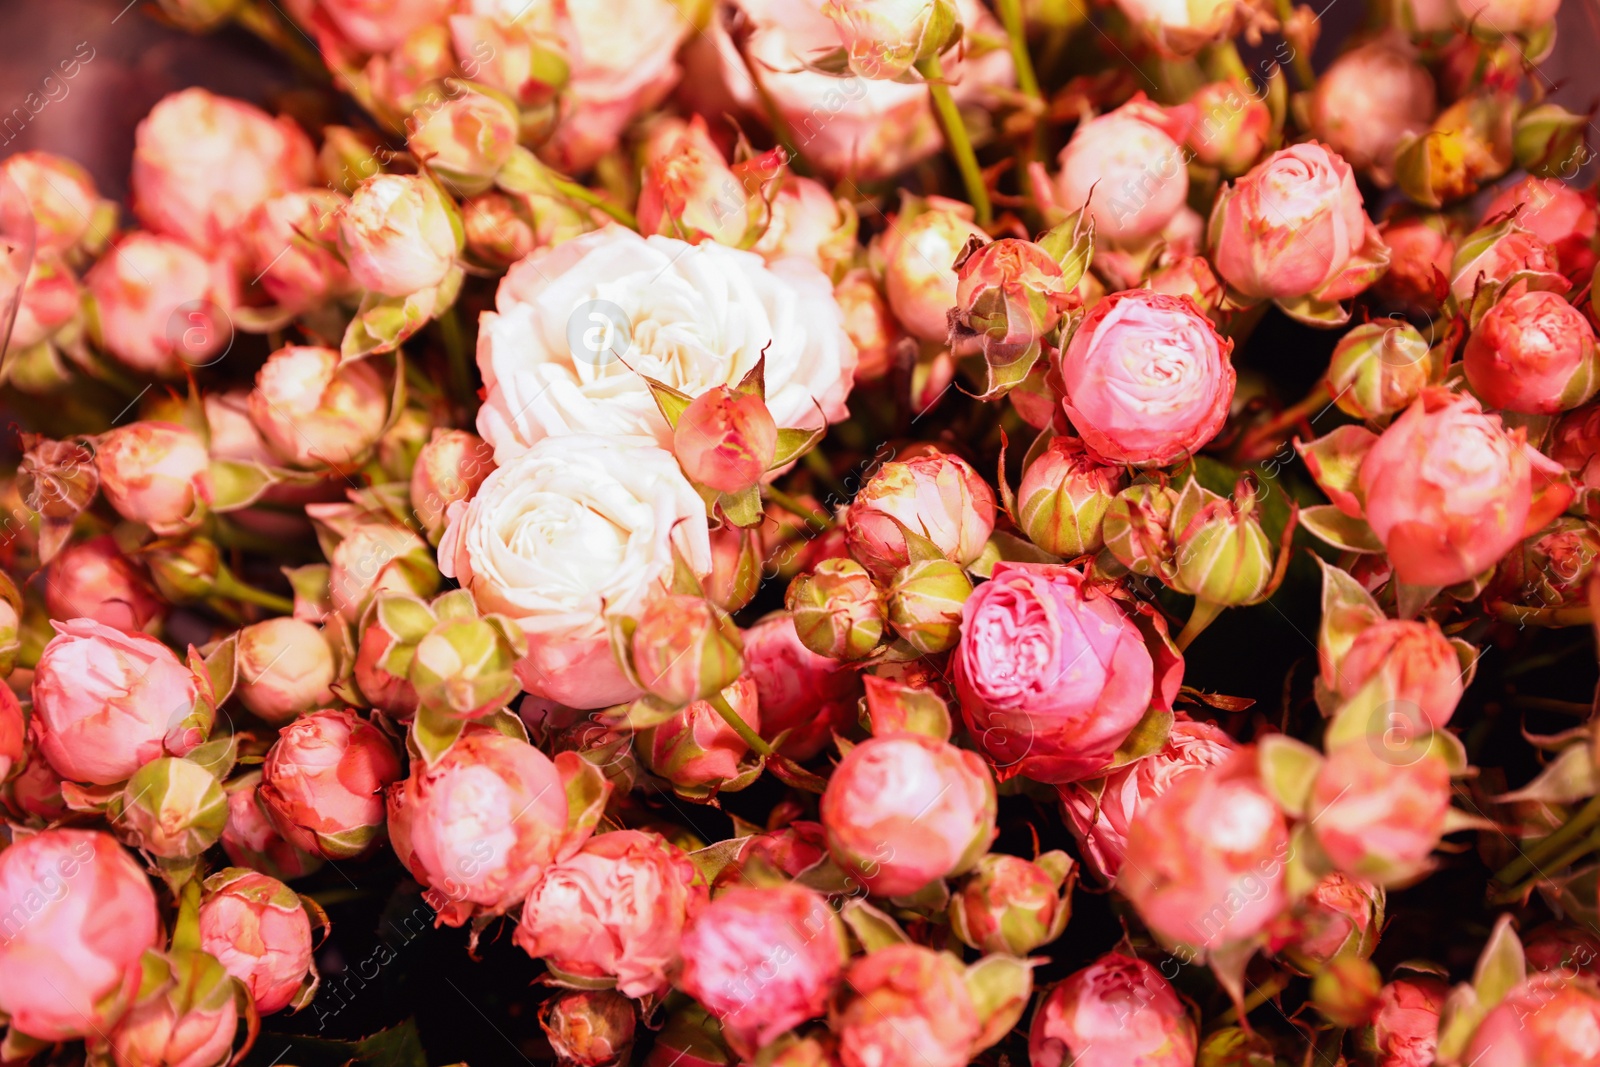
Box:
[1375,215,1454,313]
[1454,0,1561,33]
[235,617,338,724]
[642,676,762,794]
[319,0,453,53]
[1465,289,1600,414]
[1056,98,1189,242]
[831,945,979,1067]
[406,84,519,198]
[706,523,763,613]
[141,537,222,604]
[844,452,997,577]
[1496,517,1600,608]
[632,595,744,707]
[249,345,389,469]
[886,557,972,654]
[1325,321,1432,422]
[109,947,238,1067]
[1029,953,1197,1067]
[1309,36,1437,183]
[43,535,166,635]
[410,429,494,545]
[1484,176,1597,279]
[1170,477,1279,607]
[539,990,637,1067]
[713,822,829,890]
[354,601,422,717]
[1018,436,1128,557]
[1277,872,1384,969]
[312,507,442,626]
[835,269,901,383]
[1104,489,1177,580]
[786,558,888,662]
[637,117,760,246]
[1449,220,1561,310]
[673,387,780,494]
[1463,975,1600,1066]
[461,191,538,268]
[407,614,526,720]
[0,688,22,783]
[6,254,81,352]
[0,151,115,259]
[949,851,1074,955]
[1361,976,1446,1067]
[114,755,228,859]
[1310,739,1452,885]
[743,612,862,761]
[1328,619,1465,731]
[517,829,707,998]
[86,232,237,377]
[96,421,212,536]
[955,562,1172,784]
[199,867,314,1015]
[338,174,462,297]
[1058,290,1235,467]
[1111,0,1236,54]
[1184,81,1271,175]
[751,176,856,278]
[220,771,321,881]
[1059,712,1236,881]
[821,0,959,79]
[821,732,997,897]
[243,190,354,314]
[447,10,569,112]
[1118,750,1291,952]
[882,202,988,342]
[0,830,160,1041]
[32,618,202,784]
[260,708,401,859]
[951,237,1075,391]
[1312,956,1384,1027]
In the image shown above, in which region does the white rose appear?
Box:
[438,434,712,709]
[475,226,857,464]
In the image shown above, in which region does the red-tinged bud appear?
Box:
[638,117,760,247]
[1326,321,1432,422]
[410,429,495,545]
[1102,482,1180,579]
[142,537,222,604]
[1270,872,1385,971]
[1018,437,1127,557]
[844,452,996,577]
[198,868,315,1015]
[949,852,1074,955]
[1465,289,1600,414]
[1309,36,1436,185]
[706,524,763,613]
[1185,81,1271,176]
[1029,953,1197,1067]
[951,238,1074,394]
[632,595,744,707]
[785,558,887,661]
[260,709,401,860]
[219,772,321,881]
[1146,254,1225,317]
[540,990,637,1067]
[673,386,779,494]
[643,676,762,794]
[1375,215,1454,314]
[1359,976,1446,1067]
[109,948,238,1067]
[18,435,98,523]
[1312,956,1383,1028]
[1450,218,1563,313]
[1494,517,1600,609]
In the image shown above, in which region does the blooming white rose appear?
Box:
[475,226,857,464]
[438,434,712,709]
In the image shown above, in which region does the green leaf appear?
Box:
[209,459,280,511]
[411,705,466,766]
[1298,505,1384,553]
[719,485,763,527]
[839,898,910,952]
[1105,705,1174,768]
[1257,734,1324,818]
[771,425,825,469]
[641,375,696,430]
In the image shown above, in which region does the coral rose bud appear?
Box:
[1328,619,1465,731]
[1375,215,1454,314]
[220,772,320,881]
[110,946,238,1067]
[115,756,228,859]
[249,345,389,469]
[786,559,887,661]
[235,617,338,725]
[632,595,744,707]
[1310,739,1451,885]
[1171,479,1276,607]
[951,238,1073,369]
[0,831,159,1042]
[821,732,997,897]
[835,269,901,383]
[1018,436,1127,557]
[1059,290,1235,467]
[1463,975,1600,1066]
[1449,220,1560,309]
[32,618,201,784]
[1103,482,1181,578]
[43,535,166,634]
[0,688,21,782]
[955,562,1172,784]
[338,174,462,297]
[1185,81,1271,175]
[882,203,987,341]
[1496,517,1600,608]
[831,945,979,1067]
[353,601,421,717]
[706,523,763,613]
[1112,0,1236,54]
[407,84,519,197]
[949,851,1073,955]
[460,191,538,268]
[1465,289,1600,414]
[517,829,706,997]
[410,429,494,545]
[643,676,761,794]
[676,884,846,1055]
[1484,176,1597,278]
[86,232,236,377]
[1312,956,1383,1028]
[1029,953,1197,1067]
[637,117,757,246]
[844,452,997,576]
[95,421,212,536]
[0,151,115,259]
[540,990,637,1067]
[1309,36,1436,184]
[199,868,314,1015]
[822,0,959,80]
[1277,872,1385,969]
[260,708,400,859]
[1326,321,1432,421]
[1360,976,1446,1067]
[1056,99,1189,242]
[243,190,353,314]
[673,387,779,494]
[743,613,862,761]
[886,557,972,654]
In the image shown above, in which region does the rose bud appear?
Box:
[311,509,441,625]
[1484,176,1597,278]
[1328,619,1465,731]
[706,523,763,613]
[1312,956,1384,1028]
[0,151,116,259]
[43,535,166,634]
[949,851,1073,955]
[243,189,354,314]
[32,618,202,784]
[114,755,228,859]
[1056,98,1189,242]
[1111,0,1235,54]
[831,945,979,1067]
[885,557,971,654]
[673,387,779,495]
[411,429,494,545]
[1184,81,1270,176]
[1497,517,1600,608]
[675,883,846,1055]
[786,558,887,661]
[1465,289,1600,414]
[198,868,314,1015]
[1395,93,1516,209]
[1059,713,1236,881]
[220,771,320,881]
[408,615,526,720]
[1058,290,1234,467]
[1326,321,1432,422]
[955,562,1173,784]
[1463,975,1600,1066]
[110,946,238,1067]
[1309,36,1436,184]
[821,732,997,897]
[1118,750,1291,952]
[1514,103,1588,181]
[637,117,759,246]
[951,238,1074,380]
[1170,478,1277,607]
[94,421,213,536]
[406,84,519,198]
[259,708,401,859]
[642,676,762,794]
[835,269,901,383]
[142,537,223,605]
[632,595,744,707]
[353,603,422,717]
[1375,215,1455,314]
[1449,218,1562,311]
[86,232,237,376]
[249,345,388,469]
[822,0,958,79]
[713,822,829,891]
[1285,872,1385,968]
[6,254,81,354]
[1311,738,1452,885]
[1029,953,1197,1067]
[1525,924,1600,977]
[1360,976,1446,1067]
[0,830,160,1041]
[743,613,862,762]
[1102,482,1181,579]
[844,452,997,576]
[338,173,462,297]
[235,617,338,725]
[882,202,988,342]
[540,990,637,1067]
[517,829,706,997]
[461,190,539,268]
[0,687,22,783]
[1454,0,1560,32]
[1018,437,1127,558]
[750,175,855,278]
[2,739,68,823]
[19,434,99,525]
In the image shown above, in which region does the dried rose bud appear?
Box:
[410,429,494,545]
[114,756,227,859]
[43,536,166,634]
[250,345,389,470]
[786,558,887,661]
[18,435,98,522]
[1359,976,1446,1067]
[109,946,238,1067]
[96,421,212,536]
[1465,289,1600,414]
[260,708,400,859]
[199,868,314,1015]
[235,617,338,725]
[886,557,971,654]
[631,595,744,707]
[1018,437,1127,558]
[1326,321,1432,422]
[643,676,762,794]
[540,990,637,1067]
[831,945,979,1067]
[338,174,462,297]
[1029,953,1197,1067]
[673,387,779,495]
[949,852,1073,955]
[882,203,988,342]
[1312,956,1383,1028]
[407,83,519,198]
[1310,739,1452,886]
[844,452,996,577]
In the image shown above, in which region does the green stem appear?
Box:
[764,485,832,530]
[173,879,203,953]
[550,176,638,230]
[1494,603,1595,628]
[1219,974,1289,1024]
[916,53,992,228]
[213,567,296,615]
[1493,828,1600,903]
[1176,598,1226,651]
[995,0,1043,103]
[1495,792,1600,886]
[710,691,774,758]
[438,306,475,417]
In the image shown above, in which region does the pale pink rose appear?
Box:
[881,203,987,342]
[0,830,159,1042]
[1310,36,1436,182]
[1463,975,1600,1066]
[1056,98,1189,243]
[220,772,321,881]
[743,613,862,761]
[5,255,80,350]
[243,190,354,314]
[675,883,845,1055]
[643,676,762,791]
[42,535,166,635]
[438,435,712,710]
[1310,740,1451,885]
[1029,953,1197,1067]
[388,729,568,926]
[249,345,389,469]
[752,176,855,278]
[0,151,110,257]
[337,174,460,297]
[31,618,200,784]
[821,732,997,897]
[308,507,440,625]
[1058,289,1235,467]
[259,708,400,859]
[1059,713,1236,880]
[832,945,980,1067]
[1118,749,1291,952]
[235,617,338,724]
[1485,177,1598,278]
[516,829,707,998]
[85,232,238,377]
[313,0,455,53]
[110,962,238,1067]
[95,421,212,536]
[843,451,996,577]
[1328,619,1464,730]
[1453,0,1561,33]
[199,868,313,1015]
[1465,289,1599,414]
[410,429,495,544]
[1366,977,1447,1067]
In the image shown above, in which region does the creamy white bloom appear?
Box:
[475,226,856,464]
[438,434,712,709]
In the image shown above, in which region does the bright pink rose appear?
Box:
[1059,713,1236,880]
[1485,177,1598,278]
[844,451,997,578]
[31,618,200,784]
[42,535,166,635]
[243,190,353,314]
[1366,976,1447,1067]
[95,421,212,536]
[955,562,1176,784]
[259,708,400,859]
[0,151,110,258]
[516,829,707,998]
[1463,975,1600,1066]
[821,732,997,897]
[1058,289,1235,467]
[1056,98,1189,243]
[1309,36,1436,182]
[388,729,568,926]
[198,868,314,1015]
[1118,749,1291,952]
[1328,619,1464,730]
[744,613,862,761]
[881,203,988,342]
[0,830,159,1041]
[831,945,980,1067]
[675,883,845,1055]
[1465,289,1599,414]
[1310,740,1451,885]
[85,232,237,377]
[1029,953,1198,1067]
[337,174,460,297]
[220,772,320,881]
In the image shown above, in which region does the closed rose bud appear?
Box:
[235,617,337,724]
[831,945,978,1067]
[1484,176,1597,278]
[673,387,779,494]
[844,452,997,576]
[1112,0,1235,54]
[0,687,21,782]
[309,507,441,625]
[220,772,320,881]
[1450,220,1560,309]
[1310,740,1451,885]
[43,535,166,634]
[1310,37,1436,184]
[408,615,526,720]
[638,117,756,246]
[250,345,388,469]
[198,868,314,1015]
[707,523,763,613]
[821,731,997,897]
[410,429,494,545]
[365,22,459,112]
[5,254,81,354]
[354,603,421,717]
[407,84,520,198]
[142,537,221,604]
[632,595,744,707]
[1360,976,1446,1067]
[1375,215,1454,314]
[1029,953,1197,1067]
[786,558,887,661]
[115,756,228,859]
[835,269,900,383]
[1171,479,1276,607]
[338,174,462,297]
[461,190,538,268]
[886,557,971,654]
[1275,872,1385,969]
[1465,289,1600,414]
[882,203,987,342]
[949,852,1072,955]
[743,613,862,761]
[643,676,761,792]
[260,708,400,859]
[952,238,1073,368]
[1326,321,1432,421]
[1511,103,1587,180]
[822,0,959,79]
[1017,437,1126,558]
[0,151,115,259]
[95,421,212,536]
[1056,99,1189,242]
[243,190,353,314]
[1147,253,1225,315]
[1329,619,1465,731]
[1185,81,1271,175]
[87,232,237,376]
[1312,956,1383,1028]
[751,176,856,278]
[1103,482,1181,579]
[1496,517,1600,608]
[110,946,238,1067]
[1524,923,1600,978]
[540,990,637,1067]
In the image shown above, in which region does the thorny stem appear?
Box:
[916,53,993,228]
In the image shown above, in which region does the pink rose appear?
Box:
[95,421,212,536]
[85,232,237,377]
[242,190,354,314]
[643,676,762,792]
[259,708,400,859]
[0,830,159,1041]
[831,945,980,1067]
[881,203,988,342]
[751,176,855,278]
[673,387,779,494]
[1365,976,1447,1067]
[1375,215,1454,313]
[337,174,461,297]
[1029,953,1197,1067]
[0,688,21,784]
[1269,871,1384,969]
[1309,36,1437,183]
[1056,98,1189,243]
[307,503,441,625]
[199,868,314,1015]
[1465,289,1599,414]
[1310,740,1451,885]
[31,618,201,784]
[1328,619,1464,730]
[42,535,166,635]
[1463,975,1600,1066]
[312,0,454,53]
[516,829,707,998]
[0,151,111,258]
[109,952,238,1067]
[1485,176,1598,278]
[1058,290,1235,467]
[249,345,389,470]
[1449,223,1561,308]
[5,255,80,350]
[744,613,862,761]
[410,429,495,545]
[844,451,997,578]
[220,772,320,881]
